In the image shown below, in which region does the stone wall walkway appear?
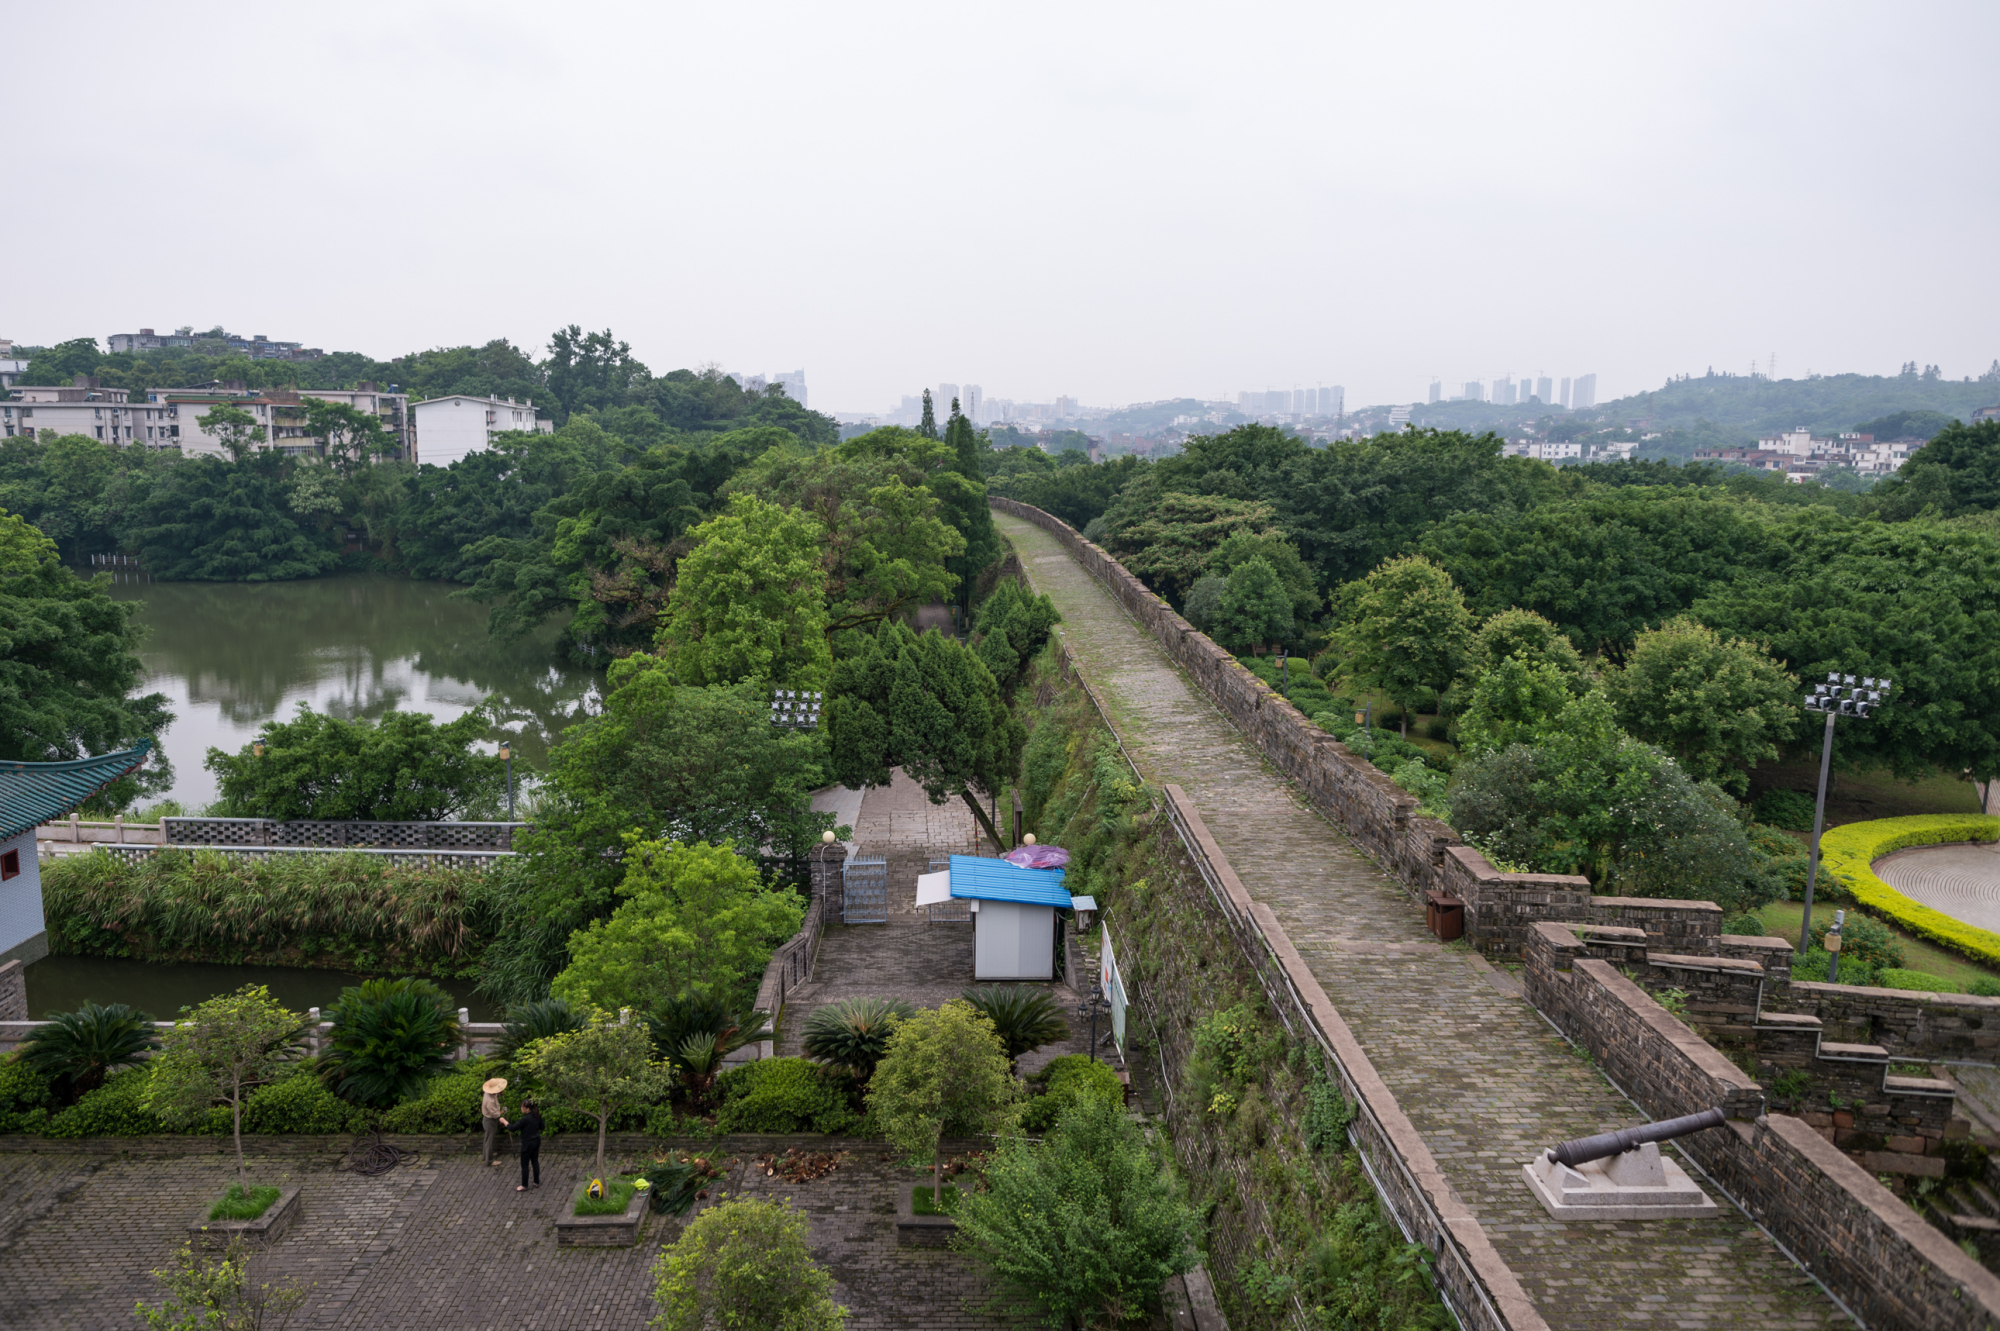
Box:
[995,512,1850,1330]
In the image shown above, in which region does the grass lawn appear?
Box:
[911,1184,961,1216]
[207,1184,280,1222]
[574,1177,639,1216]
[1752,900,2000,991]
[1748,761,1982,829]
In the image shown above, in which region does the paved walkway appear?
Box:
[1877,841,2000,936]
[0,1145,1021,1330]
[996,512,1850,1331]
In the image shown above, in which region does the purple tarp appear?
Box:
[1003,845,1070,870]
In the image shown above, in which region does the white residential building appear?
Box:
[410,394,551,467]
[0,339,24,388]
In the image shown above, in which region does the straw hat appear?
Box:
[482,1077,509,1094]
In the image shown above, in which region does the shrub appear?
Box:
[1021,1055,1123,1134]
[44,1068,186,1138]
[1971,977,2000,998]
[378,1066,486,1134]
[318,978,461,1107]
[651,1197,845,1331]
[1423,718,1451,741]
[574,1177,639,1216]
[1818,816,2000,966]
[1807,912,1906,972]
[960,987,1069,1062]
[645,996,773,1106]
[1301,1068,1355,1154]
[715,1058,858,1135]
[17,1002,159,1104]
[243,1068,366,1135]
[1791,948,1877,988]
[1877,969,1960,993]
[800,997,914,1082]
[0,1053,52,1132]
[489,999,586,1072]
[1720,912,1770,938]
[955,1094,1198,1328]
[1753,789,1817,832]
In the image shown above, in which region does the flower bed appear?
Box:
[1821,815,2000,965]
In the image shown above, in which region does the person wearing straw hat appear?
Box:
[481,1076,509,1166]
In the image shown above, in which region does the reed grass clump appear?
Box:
[42,848,515,977]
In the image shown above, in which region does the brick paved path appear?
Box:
[995,512,1851,1330]
[0,1144,1025,1330]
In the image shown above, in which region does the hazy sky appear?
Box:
[10,2,1997,411]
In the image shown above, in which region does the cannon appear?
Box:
[1523,1107,1725,1220]
[1548,1106,1726,1169]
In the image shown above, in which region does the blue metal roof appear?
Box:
[948,854,1071,907]
[0,741,153,843]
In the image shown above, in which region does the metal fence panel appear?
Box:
[843,857,889,923]
[161,818,524,850]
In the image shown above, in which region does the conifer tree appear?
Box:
[919,390,938,439]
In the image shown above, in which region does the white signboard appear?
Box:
[1099,926,1128,1054]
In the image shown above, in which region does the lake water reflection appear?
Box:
[101,573,602,810]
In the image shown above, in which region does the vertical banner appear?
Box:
[1100,926,1128,1054]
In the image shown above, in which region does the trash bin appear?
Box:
[1425,891,1465,942]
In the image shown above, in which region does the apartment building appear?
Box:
[2,376,411,458]
[0,339,24,388]
[108,327,323,361]
[409,394,551,467]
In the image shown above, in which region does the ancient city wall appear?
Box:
[991,496,1724,959]
[1525,922,2000,1331]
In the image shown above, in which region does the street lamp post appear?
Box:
[1276,648,1289,701]
[1076,990,1106,1065]
[1798,673,1892,958]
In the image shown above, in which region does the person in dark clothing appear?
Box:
[511,1099,544,1190]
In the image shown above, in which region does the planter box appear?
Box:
[188,1185,300,1249]
[895,1183,957,1249]
[555,1181,648,1247]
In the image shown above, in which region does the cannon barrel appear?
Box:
[1550,1107,1726,1169]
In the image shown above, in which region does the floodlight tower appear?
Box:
[1797,673,1892,957]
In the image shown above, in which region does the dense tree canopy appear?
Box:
[206,704,504,820]
[0,509,172,798]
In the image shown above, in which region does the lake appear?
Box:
[99,572,602,810]
[23,954,502,1021]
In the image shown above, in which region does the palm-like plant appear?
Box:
[961,986,1069,1062]
[801,997,916,1083]
[489,998,586,1071]
[318,978,461,1107]
[18,1002,158,1104]
[646,997,773,1072]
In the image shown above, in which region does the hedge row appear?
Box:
[1821,814,2000,965]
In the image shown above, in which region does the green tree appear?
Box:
[145,985,306,1182]
[517,1007,673,1177]
[1205,529,1320,627]
[650,1197,847,1331]
[0,509,172,799]
[1691,511,2000,782]
[971,580,1061,698]
[1873,419,2000,517]
[867,999,1018,1205]
[205,703,505,820]
[135,1239,309,1331]
[941,402,1001,601]
[955,1096,1199,1329]
[918,389,937,439]
[1212,555,1294,652]
[657,494,831,687]
[826,621,1025,848]
[1456,657,1575,757]
[1099,491,1280,607]
[194,404,265,461]
[1463,608,1585,684]
[1605,617,1798,795]
[302,398,394,471]
[550,839,804,1014]
[120,454,340,581]
[1336,556,1474,736]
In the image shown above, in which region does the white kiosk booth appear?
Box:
[917,854,1071,982]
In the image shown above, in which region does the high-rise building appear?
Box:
[1573,373,1597,411]
[1559,377,1572,409]
[1463,380,1485,403]
[1320,385,1345,416]
[1428,380,1442,405]
[938,383,960,414]
[1495,376,1515,406]
[964,384,982,421]
[1291,388,1308,415]
[769,369,807,408]
[1535,375,1552,405]
[1055,396,1078,417]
